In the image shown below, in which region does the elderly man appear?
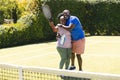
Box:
[61,9,85,71]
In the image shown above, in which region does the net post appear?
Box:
[18,66,23,80]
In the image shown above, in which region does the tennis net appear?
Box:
[0,63,120,80]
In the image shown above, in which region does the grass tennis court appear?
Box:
[0,36,120,74]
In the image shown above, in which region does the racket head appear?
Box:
[42,4,52,20]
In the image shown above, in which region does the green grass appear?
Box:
[0,36,120,75]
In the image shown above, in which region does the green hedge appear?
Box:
[0,12,55,48]
[0,0,120,48]
[0,11,4,24]
[0,0,20,24]
[47,0,120,35]
[85,1,120,35]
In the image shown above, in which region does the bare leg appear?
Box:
[76,54,82,71]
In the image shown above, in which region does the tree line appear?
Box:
[0,0,119,48]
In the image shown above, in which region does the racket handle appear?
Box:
[48,17,53,22]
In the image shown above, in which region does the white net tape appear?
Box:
[0,63,120,80]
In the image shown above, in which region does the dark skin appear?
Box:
[49,16,66,32]
[49,11,83,70]
[49,21,57,32]
[49,16,66,39]
[61,10,83,71]
[62,23,83,71]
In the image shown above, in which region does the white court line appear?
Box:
[86,40,120,46]
[86,41,101,45]
[11,52,57,63]
[83,53,120,58]
[1,40,119,57]
[104,41,120,42]
[0,46,55,58]
[11,51,120,63]
[1,39,120,63]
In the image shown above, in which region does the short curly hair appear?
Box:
[57,12,63,20]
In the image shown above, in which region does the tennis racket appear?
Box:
[42,4,52,21]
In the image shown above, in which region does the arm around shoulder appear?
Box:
[62,24,74,31]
